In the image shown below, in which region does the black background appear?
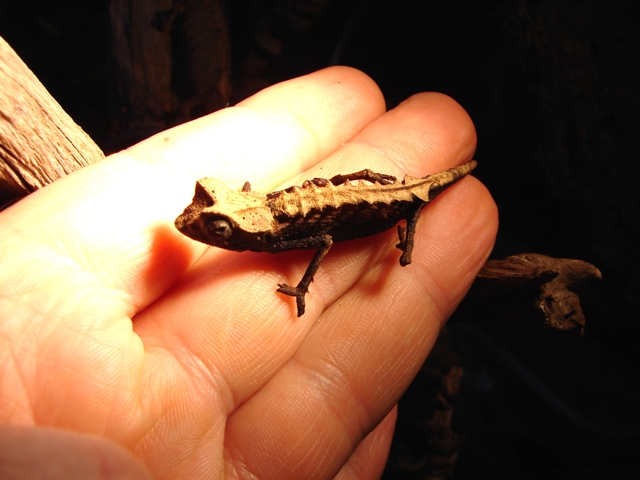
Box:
[2,1,639,478]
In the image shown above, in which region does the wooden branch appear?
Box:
[0,36,104,208]
[457,253,602,334]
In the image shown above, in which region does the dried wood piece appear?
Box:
[458,253,602,334]
[0,37,104,208]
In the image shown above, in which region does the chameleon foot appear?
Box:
[277,283,308,317]
[396,224,412,266]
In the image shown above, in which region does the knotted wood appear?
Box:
[0,36,104,208]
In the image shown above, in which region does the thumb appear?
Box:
[0,426,153,480]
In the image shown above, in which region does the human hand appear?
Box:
[0,67,497,479]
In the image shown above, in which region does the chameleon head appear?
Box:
[174,179,239,248]
[175,177,275,251]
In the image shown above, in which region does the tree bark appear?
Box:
[107,0,231,150]
[0,36,104,208]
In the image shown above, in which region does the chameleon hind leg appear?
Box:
[396,203,425,266]
[277,234,333,316]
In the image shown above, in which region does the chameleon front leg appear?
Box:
[396,203,426,266]
[277,234,333,317]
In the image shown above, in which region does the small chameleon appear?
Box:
[175,160,477,316]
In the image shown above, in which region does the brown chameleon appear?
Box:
[175,160,477,316]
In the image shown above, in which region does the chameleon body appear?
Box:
[175,160,477,316]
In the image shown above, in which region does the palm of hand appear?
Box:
[0,67,497,479]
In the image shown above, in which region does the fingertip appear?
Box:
[391,92,478,173]
[316,66,386,114]
[424,92,478,158]
[334,406,398,480]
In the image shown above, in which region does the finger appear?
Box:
[131,65,385,188]
[334,407,397,480]
[221,93,497,477]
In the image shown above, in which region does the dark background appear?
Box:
[2,1,639,478]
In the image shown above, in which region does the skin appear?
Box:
[0,67,498,479]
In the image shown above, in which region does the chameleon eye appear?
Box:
[207,219,233,239]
